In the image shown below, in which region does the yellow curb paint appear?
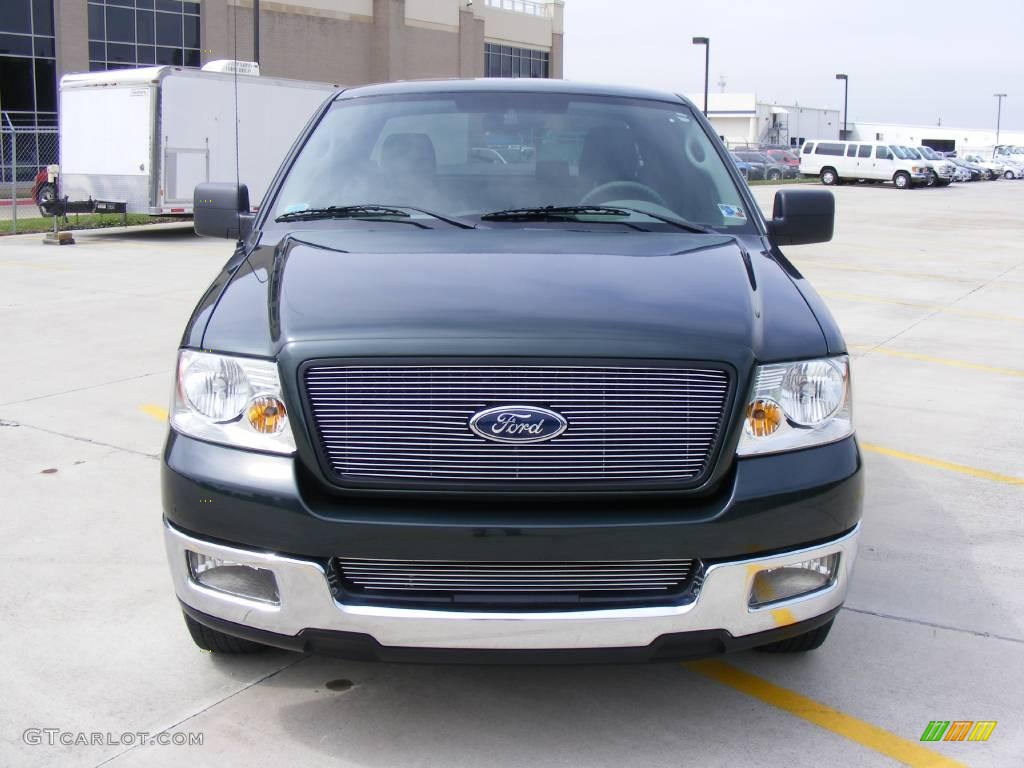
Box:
[851,346,1024,378]
[685,661,966,768]
[139,404,169,422]
[861,443,1024,486]
[820,289,1024,324]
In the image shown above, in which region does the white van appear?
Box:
[799,140,932,189]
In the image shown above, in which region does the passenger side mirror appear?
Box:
[766,189,834,246]
[194,182,254,241]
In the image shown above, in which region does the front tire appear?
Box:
[183,613,267,654]
[755,618,834,653]
[893,171,911,189]
[768,169,782,182]
[1005,170,1016,179]
[820,168,838,186]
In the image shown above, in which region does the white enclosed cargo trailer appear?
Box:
[57,65,336,215]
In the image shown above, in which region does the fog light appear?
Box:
[187,551,280,604]
[749,554,839,608]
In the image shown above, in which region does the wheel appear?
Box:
[35,182,56,217]
[893,171,911,189]
[1004,170,1015,179]
[985,170,995,180]
[183,612,267,654]
[926,171,936,187]
[767,169,782,181]
[755,618,834,653]
[820,168,838,186]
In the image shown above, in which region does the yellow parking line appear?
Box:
[139,404,168,422]
[851,346,1024,377]
[820,290,1024,324]
[686,660,966,768]
[861,443,1024,486]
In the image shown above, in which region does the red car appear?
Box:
[764,149,800,168]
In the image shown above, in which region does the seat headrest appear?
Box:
[380,133,437,175]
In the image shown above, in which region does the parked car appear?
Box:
[963,154,1004,180]
[950,158,985,181]
[800,140,931,189]
[729,152,752,179]
[946,159,975,182]
[170,78,861,662]
[764,148,801,168]
[732,152,766,180]
[910,146,956,186]
[734,150,796,180]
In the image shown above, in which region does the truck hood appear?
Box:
[200,228,828,366]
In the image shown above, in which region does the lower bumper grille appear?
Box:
[335,557,697,607]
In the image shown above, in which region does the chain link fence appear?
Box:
[1,114,60,234]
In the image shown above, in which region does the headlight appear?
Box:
[737,356,852,456]
[171,350,296,454]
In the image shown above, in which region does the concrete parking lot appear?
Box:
[1,181,1022,767]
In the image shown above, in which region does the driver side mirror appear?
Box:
[766,188,834,246]
[194,182,254,241]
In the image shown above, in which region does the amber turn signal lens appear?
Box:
[745,399,783,437]
[247,396,287,434]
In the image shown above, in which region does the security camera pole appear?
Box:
[692,37,709,117]
[994,93,1007,146]
[253,0,260,65]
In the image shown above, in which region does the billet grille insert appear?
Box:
[304,365,730,485]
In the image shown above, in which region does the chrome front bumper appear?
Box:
[165,522,860,650]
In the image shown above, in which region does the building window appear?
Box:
[87,0,201,72]
[484,43,549,78]
[0,0,57,127]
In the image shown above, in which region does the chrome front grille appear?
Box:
[337,558,696,597]
[304,365,730,486]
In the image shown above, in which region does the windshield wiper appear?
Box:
[275,204,475,229]
[480,205,632,222]
[479,205,712,234]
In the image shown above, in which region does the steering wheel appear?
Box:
[580,180,669,208]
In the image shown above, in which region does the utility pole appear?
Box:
[994,93,1007,145]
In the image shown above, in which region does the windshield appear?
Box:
[269,91,753,232]
[889,145,913,160]
[902,147,922,159]
[918,147,939,159]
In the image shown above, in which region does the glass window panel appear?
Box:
[156,45,182,65]
[136,0,155,9]
[88,4,105,39]
[182,13,199,48]
[107,42,135,62]
[183,2,200,13]
[136,10,154,43]
[34,57,56,112]
[500,53,511,77]
[33,36,55,58]
[0,56,34,109]
[89,41,105,59]
[1,1,32,35]
[155,12,182,46]
[89,60,106,71]
[107,0,134,6]
[32,0,54,36]
[106,6,135,42]
[0,34,34,56]
[137,44,156,64]
[183,47,200,67]
[156,0,183,11]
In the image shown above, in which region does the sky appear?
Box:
[563,0,1023,131]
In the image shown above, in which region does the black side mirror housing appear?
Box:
[194,182,254,240]
[767,188,835,246]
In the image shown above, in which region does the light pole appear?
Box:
[253,0,260,65]
[994,93,1007,145]
[835,73,848,139]
[692,37,709,117]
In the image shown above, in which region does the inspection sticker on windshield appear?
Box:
[718,203,746,221]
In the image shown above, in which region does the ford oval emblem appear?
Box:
[469,405,568,444]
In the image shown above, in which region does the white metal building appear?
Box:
[685,93,840,149]
[849,122,1024,154]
